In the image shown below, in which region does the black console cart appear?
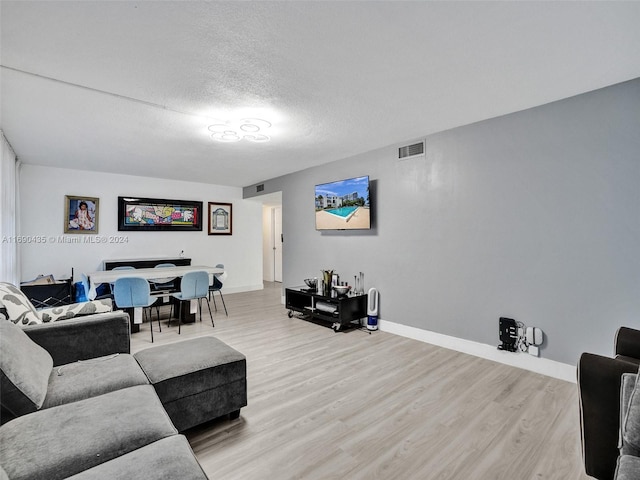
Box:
[285,286,368,332]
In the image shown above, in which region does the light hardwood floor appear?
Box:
[131,283,589,480]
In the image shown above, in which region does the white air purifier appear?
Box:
[367,287,379,331]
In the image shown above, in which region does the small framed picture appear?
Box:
[208,202,232,235]
[64,195,99,234]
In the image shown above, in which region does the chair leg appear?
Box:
[178,301,182,334]
[146,308,153,343]
[198,298,203,322]
[204,297,214,328]
[211,293,218,312]
[218,291,228,317]
[168,300,174,328]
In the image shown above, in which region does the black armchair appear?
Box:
[578,327,640,480]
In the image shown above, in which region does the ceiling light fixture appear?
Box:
[208,118,272,143]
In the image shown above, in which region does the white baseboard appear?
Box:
[379,319,577,383]
[223,283,264,295]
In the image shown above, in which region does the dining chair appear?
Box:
[148,263,178,319]
[80,273,111,301]
[149,263,177,291]
[172,270,214,333]
[113,277,160,343]
[208,264,228,316]
[109,266,135,298]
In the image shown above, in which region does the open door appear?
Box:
[260,192,282,284]
[273,206,282,282]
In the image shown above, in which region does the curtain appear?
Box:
[0,130,20,284]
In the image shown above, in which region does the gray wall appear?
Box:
[245,78,640,365]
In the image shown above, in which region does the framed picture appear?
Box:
[118,196,203,231]
[208,202,232,235]
[64,195,99,234]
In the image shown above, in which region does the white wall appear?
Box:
[19,165,263,293]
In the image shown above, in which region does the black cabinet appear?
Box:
[103,257,191,270]
[285,287,367,332]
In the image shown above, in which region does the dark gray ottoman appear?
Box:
[134,336,247,432]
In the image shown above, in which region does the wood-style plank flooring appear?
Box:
[131,283,589,480]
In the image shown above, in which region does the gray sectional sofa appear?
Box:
[578,327,640,480]
[0,299,246,479]
[617,370,640,480]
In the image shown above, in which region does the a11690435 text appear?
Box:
[1,235,129,244]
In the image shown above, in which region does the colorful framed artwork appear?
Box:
[118,196,203,231]
[208,202,232,235]
[64,195,99,234]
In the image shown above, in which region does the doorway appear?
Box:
[273,206,282,282]
[261,192,282,283]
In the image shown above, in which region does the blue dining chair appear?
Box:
[149,263,177,292]
[109,266,135,298]
[208,264,228,316]
[172,271,214,333]
[113,277,160,343]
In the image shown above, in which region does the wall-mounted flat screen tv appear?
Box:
[315,175,371,230]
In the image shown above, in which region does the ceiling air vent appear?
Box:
[256,184,265,192]
[398,141,424,159]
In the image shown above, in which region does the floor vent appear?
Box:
[398,141,424,159]
[256,184,264,192]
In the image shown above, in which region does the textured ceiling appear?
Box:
[2,1,640,187]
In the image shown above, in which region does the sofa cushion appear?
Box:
[65,435,209,480]
[42,353,149,409]
[615,455,640,480]
[0,385,177,480]
[0,282,41,325]
[0,320,53,417]
[622,369,640,453]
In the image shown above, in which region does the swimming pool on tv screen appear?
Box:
[326,206,358,218]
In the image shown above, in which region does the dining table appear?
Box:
[86,265,225,300]
[85,265,225,332]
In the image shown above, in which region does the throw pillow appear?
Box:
[0,282,42,326]
[40,298,113,323]
[0,320,53,416]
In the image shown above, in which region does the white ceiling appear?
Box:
[2,1,640,188]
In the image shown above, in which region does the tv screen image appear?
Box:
[315,175,370,230]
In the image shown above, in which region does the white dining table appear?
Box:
[86,265,224,300]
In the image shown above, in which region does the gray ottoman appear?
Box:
[134,336,247,432]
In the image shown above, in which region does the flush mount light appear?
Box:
[208,118,272,143]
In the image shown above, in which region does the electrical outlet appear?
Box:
[528,345,539,357]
